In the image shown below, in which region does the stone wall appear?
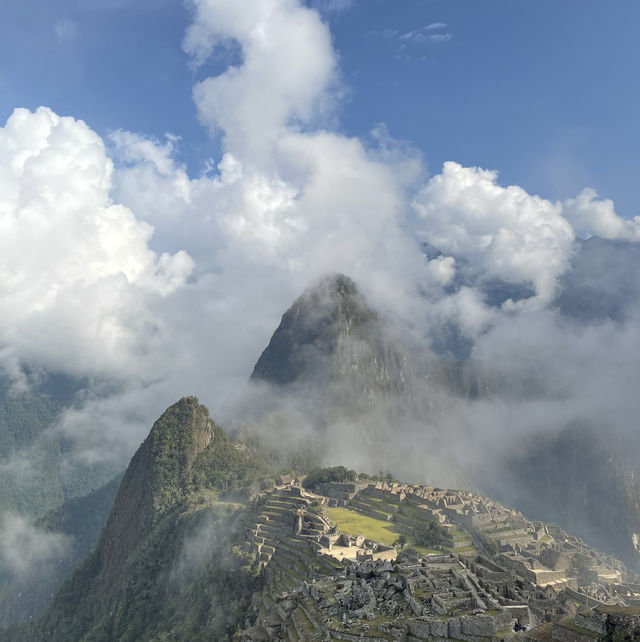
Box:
[574,610,606,635]
[552,620,602,642]
[504,605,532,626]
[406,611,513,641]
[564,587,607,607]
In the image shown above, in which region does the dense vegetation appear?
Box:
[0,372,119,519]
[413,519,453,549]
[20,500,260,642]
[0,374,68,516]
[0,398,274,642]
[36,475,122,553]
[302,465,357,491]
[194,425,271,499]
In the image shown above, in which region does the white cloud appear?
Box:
[412,161,575,304]
[377,23,452,46]
[424,255,455,286]
[563,187,640,241]
[184,0,338,161]
[372,22,451,62]
[399,29,451,44]
[426,33,451,43]
[0,107,193,381]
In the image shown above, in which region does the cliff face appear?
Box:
[251,274,367,385]
[95,397,213,595]
[251,273,412,402]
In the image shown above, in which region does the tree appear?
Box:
[394,534,407,550]
[414,521,452,548]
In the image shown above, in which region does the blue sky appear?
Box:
[2,0,639,216]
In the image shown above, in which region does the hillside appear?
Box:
[0,475,121,628]
[5,402,640,641]
[3,397,271,642]
[2,274,640,640]
[0,371,121,524]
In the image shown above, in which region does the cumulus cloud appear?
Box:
[184,0,338,160]
[0,107,193,381]
[115,0,429,323]
[563,187,640,241]
[90,0,640,402]
[412,161,575,305]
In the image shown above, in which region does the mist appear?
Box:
[1,0,639,567]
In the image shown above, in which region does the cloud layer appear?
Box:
[1,0,639,494]
[0,107,192,382]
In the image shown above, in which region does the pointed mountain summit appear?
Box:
[22,398,269,641]
[251,274,374,385]
[251,273,410,398]
[96,397,213,591]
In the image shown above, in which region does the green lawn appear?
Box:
[360,495,386,504]
[326,506,440,555]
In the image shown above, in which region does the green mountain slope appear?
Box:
[0,372,119,519]
[4,397,272,642]
[0,475,121,628]
[0,373,75,516]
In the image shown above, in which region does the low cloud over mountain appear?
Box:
[0,0,638,557]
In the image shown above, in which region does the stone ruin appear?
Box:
[238,478,640,641]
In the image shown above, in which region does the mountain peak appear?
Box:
[250,273,377,386]
[95,396,213,591]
